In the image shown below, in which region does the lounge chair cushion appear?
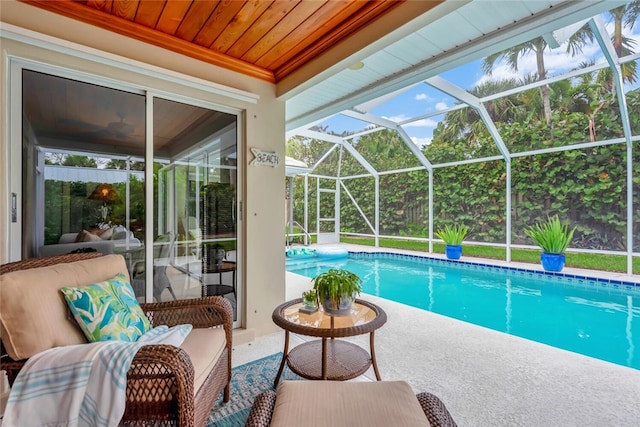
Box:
[270,380,430,426]
[179,327,226,394]
[0,255,129,360]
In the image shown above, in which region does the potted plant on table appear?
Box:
[312,269,362,316]
[299,289,319,314]
[435,224,469,260]
[524,215,576,272]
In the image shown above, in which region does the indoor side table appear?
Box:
[272,298,387,386]
[201,261,236,298]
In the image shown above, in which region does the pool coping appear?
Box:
[345,250,640,289]
[286,245,640,288]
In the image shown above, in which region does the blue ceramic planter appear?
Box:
[445,245,462,260]
[541,252,565,272]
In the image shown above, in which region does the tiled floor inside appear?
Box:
[232,244,640,426]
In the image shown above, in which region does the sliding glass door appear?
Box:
[19,66,240,323]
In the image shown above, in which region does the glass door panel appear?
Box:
[22,69,147,285]
[153,97,238,320]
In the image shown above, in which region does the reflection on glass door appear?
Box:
[22,68,146,265]
[154,97,239,321]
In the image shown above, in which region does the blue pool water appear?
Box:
[286,252,640,370]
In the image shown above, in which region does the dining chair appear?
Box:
[130,232,177,302]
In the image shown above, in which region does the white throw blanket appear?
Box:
[3,324,192,427]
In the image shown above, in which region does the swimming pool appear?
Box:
[286,252,640,370]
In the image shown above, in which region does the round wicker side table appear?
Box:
[272,298,387,386]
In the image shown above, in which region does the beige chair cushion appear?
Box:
[0,254,129,360]
[179,327,226,395]
[271,381,430,427]
[126,327,226,401]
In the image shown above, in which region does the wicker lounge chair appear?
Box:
[245,380,457,427]
[0,253,232,426]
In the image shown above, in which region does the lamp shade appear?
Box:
[88,183,120,204]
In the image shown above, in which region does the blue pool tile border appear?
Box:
[347,251,640,289]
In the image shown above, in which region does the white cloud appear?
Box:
[383,114,438,128]
[403,118,438,128]
[435,101,448,111]
[474,62,520,87]
[411,136,432,147]
[382,114,410,123]
[545,40,601,74]
[415,93,432,101]
[382,114,438,128]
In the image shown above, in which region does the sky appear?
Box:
[317,10,640,149]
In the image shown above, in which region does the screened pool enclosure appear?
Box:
[286,6,640,275]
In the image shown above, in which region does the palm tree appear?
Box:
[566,2,640,141]
[435,78,525,145]
[482,38,552,124]
[613,2,639,58]
[608,2,638,84]
[482,3,639,126]
[474,78,527,123]
[567,3,638,89]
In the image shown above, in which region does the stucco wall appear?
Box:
[0,0,285,336]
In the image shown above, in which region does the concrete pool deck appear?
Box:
[233,244,640,426]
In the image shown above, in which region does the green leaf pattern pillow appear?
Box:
[61,272,152,342]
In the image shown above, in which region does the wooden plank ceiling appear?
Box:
[22,0,404,83]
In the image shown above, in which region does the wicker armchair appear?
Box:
[0,253,233,426]
[0,251,103,273]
